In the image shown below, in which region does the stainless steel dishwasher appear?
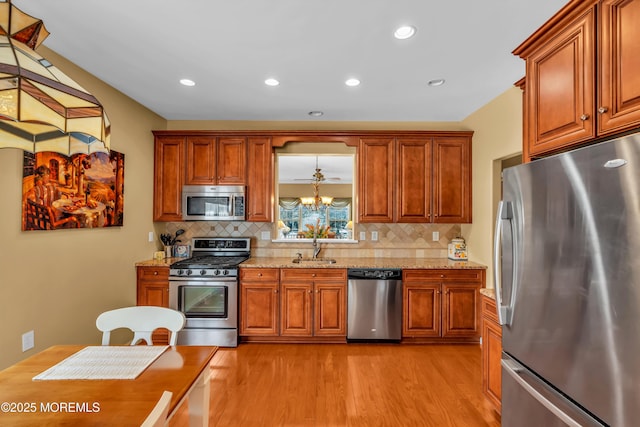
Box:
[347,268,402,341]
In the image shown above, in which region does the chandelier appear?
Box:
[300,158,333,211]
[0,0,111,155]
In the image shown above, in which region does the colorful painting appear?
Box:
[22,150,125,230]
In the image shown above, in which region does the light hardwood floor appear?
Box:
[171,343,501,427]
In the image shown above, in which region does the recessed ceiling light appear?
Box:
[264,78,280,86]
[179,78,195,87]
[345,78,360,87]
[308,111,324,117]
[428,79,446,87]
[394,25,416,40]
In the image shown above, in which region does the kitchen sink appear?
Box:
[292,258,337,264]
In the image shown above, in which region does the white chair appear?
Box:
[140,390,172,427]
[96,306,186,346]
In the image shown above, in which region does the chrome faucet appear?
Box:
[312,227,321,259]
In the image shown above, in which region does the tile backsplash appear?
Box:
[162,222,461,259]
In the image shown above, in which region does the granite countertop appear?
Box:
[136,256,487,270]
[480,288,496,299]
[239,257,487,269]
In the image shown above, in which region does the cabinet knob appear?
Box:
[315,290,319,293]
[153,271,158,275]
[580,114,589,121]
[312,273,316,277]
[598,107,609,114]
[308,290,312,294]
[440,274,445,278]
[274,289,278,293]
[258,273,262,277]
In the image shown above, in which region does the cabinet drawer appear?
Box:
[281,268,347,282]
[240,268,279,281]
[137,266,169,281]
[403,269,482,283]
[481,294,499,324]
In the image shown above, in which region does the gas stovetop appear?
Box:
[169,237,250,278]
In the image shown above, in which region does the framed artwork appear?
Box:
[21,150,125,230]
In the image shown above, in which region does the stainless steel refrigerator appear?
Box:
[494,132,640,427]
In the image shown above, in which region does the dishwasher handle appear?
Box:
[347,268,402,280]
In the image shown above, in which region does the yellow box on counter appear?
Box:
[448,238,468,260]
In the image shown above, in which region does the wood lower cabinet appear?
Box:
[136,265,170,344]
[239,268,280,336]
[239,268,346,342]
[481,294,502,413]
[515,0,640,159]
[402,269,483,342]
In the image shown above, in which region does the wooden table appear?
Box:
[0,345,217,426]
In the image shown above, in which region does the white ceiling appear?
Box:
[15,0,567,122]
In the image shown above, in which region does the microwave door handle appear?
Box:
[493,201,515,326]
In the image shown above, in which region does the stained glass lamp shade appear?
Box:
[0,1,110,155]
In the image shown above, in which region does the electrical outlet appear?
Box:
[432,231,440,241]
[371,231,379,241]
[22,330,34,352]
[359,231,366,241]
[148,231,154,242]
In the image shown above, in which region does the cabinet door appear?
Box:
[482,298,502,412]
[402,284,440,337]
[185,136,216,184]
[358,137,394,223]
[239,282,279,336]
[599,0,640,135]
[396,138,431,222]
[432,136,471,223]
[136,266,170,344]
[313,282,346,336]
[526,7,595,156]
[280,282,313,336]
[217,137,247,184]
[441,284,480,338]
[153,135,184,221]
[246,137,273,222]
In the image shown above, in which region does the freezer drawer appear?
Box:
[501,355,605,427]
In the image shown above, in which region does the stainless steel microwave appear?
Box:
[182,185,246,221]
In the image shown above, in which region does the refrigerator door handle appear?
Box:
[493,200,515,325]
[502,358,603,427]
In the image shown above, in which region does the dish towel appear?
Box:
[33,346,169,380]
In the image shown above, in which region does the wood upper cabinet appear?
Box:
[598,0,640,135]
[481,295,502,413]
[396,138,432,222]
[280,269,347,337]
[358,137,394,223]
[516,0,640,158]
[239,268,280,336]
[185,136,246,185]
[153,134,185,221]
[246,137,273,222]
[402,269,483,341]
[432,137,471,223]
[523,6,595,155]
[362,133,472,223]
[136,265,170,344]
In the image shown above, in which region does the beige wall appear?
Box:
[461,86,524,288]
[0,47,166,369]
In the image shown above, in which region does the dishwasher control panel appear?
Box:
[347,269,402,280]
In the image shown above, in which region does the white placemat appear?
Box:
[33,346,169,381]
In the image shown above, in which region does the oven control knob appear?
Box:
[200,270,206,276]
[186,270,192,276]
[222,270,229,276]
[214,269,220,276]
[177,269,183,276]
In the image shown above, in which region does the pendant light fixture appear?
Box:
[0,0,110,155]
[300,157,333,211]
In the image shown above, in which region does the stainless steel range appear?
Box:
[169,237,250,347]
